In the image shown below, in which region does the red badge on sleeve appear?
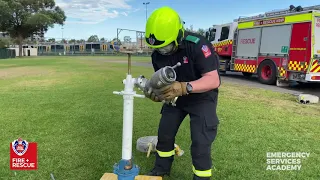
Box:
[201,45,211,58]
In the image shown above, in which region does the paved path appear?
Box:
[103,60,320,98]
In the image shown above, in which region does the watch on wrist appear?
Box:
[186,82,193,94]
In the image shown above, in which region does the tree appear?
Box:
[48,38,55,42]
[60,38,66,43]
[111,38,122,46]
[185,25,194,32]
[76,39,85,43]
[0,0,66,56]
[0,37,11,48]
[69,39,76,43]
[26,39,36,44]
[185,25,205,37]
[190,25,194,32]
[100,37,105,42]
[87,35,99,42]
[196,28,205,37]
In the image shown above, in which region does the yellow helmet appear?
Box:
[145,6,184,54]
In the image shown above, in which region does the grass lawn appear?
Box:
[0,56,319,180]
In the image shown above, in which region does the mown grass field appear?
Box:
[0,56,319,180]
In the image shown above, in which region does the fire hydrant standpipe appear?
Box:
[112,52,144,180]
[111,52,180,180]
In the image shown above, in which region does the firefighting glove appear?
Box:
[144,87,161,102]
[159,81,187,101]
[150,92,161,102]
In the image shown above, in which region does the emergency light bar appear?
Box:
[234,5,320,22]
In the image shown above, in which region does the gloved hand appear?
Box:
[159,81,187,101]
[144,87,161,102]
[150,92,161,102]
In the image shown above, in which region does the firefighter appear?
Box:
[143,6,221,180]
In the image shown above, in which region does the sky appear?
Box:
[45,0,320,42]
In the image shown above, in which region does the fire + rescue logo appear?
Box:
[12,138,28,156]
[149,37,155,45]
[10,138,38,170]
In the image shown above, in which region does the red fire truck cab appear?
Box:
[206,5,320,85]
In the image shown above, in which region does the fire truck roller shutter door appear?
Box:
[236,28,261,58]
[259,24,292,55]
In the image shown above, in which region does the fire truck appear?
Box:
[205,5,320,85]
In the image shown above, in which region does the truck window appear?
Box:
[205,28,216,42]
[210,28,216,41]
[220,26,229,41]
[205,31,210,40]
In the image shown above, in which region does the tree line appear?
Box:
[185,25,206,37]
[0,0,66,56]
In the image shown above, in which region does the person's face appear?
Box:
[155,42,177,55]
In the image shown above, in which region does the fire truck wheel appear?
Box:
[257,60,277,85]
[242,72,253,77]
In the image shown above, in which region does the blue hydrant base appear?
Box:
[113,159,139,180]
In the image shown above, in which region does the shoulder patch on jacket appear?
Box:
[185,35,200,44]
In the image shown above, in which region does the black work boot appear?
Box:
[147,168,170,177]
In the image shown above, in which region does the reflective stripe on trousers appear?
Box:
[156,149,175,157]
[192,165,212,177]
